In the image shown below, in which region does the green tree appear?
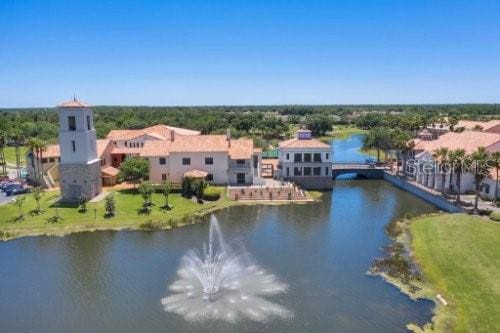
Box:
[160,181,171,209]
[363,127,392,163]
[104,194,116,217]
[181,177,193,198]
[0,129,7,176]
[118,157,150,189]
[78,194,88,213]
[432,147,449,196]
[31,187,43,214]
[138,181,153,210]
[491,152,500,201]
[469,147,490,212]
[12,196,26,221]
[449,149,466,203]
[389,129,411,175]
[193,180,207,203]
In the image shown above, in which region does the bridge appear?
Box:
[332,161,386,179]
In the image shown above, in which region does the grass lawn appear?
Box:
[3,146,27,166]
[317,126,366,141]
[410,214,500,332]
[0,187,234,240]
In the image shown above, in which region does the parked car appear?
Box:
[365,158,376,168]
[5,185,29,196]
[1,182,21,192]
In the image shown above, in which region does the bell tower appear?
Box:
[58,97,102,202]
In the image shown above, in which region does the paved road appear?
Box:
[0,191,13,206]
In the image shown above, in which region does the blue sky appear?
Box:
[1,0,499,107]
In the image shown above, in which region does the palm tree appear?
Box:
[432,147,449,196]
[37,139,47,186]
[10,128,24,179]
[450,149,466,203]
[470,147,490,212]
[0,129,7,176]
[363,127,391,163]
[27,137,40,185]
[390,130,411,175]
[491,152,500,201]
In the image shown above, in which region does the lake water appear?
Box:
[0,135,437,332]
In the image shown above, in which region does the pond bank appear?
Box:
[0,189,323,241]
[371,213,500,332]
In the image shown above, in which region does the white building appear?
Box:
[141,131,262,185]
[276,129,333,189]
[57,98,102,202]
[407,131,500,199]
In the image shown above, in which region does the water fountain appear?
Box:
[161,215,292,322]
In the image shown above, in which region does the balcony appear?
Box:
[230,161,251,169]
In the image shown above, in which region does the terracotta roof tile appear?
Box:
[110,147,142,155]
[279,137,331,149]
[169,135,229,153]
[57,99,91,108]
[140,140,171,157]
[42,144,60,158]
[413,131,500,154]
[101,166,119,177]
[184,169,208,178]
[229,138,254,159]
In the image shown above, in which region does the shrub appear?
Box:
[489,213,500,222]
[104,194,116,217]
[203,187,221,201]
[139,220,163,230]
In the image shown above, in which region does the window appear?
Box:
[206,173,214,181]
[294,167,302,176]
[294,153,302,162]
[161,174,167,181]
[325,166,329,176]
[101,159,106,166]
[326,153,329,160]
[125,142,128,147]
[313,153,322,162]
[87,115,91,130]
[236,159,245,165]
[205,157,214,165]
[68,116,76,131]
[49,158,55,163]
[304,167,311,176]
[286,153,290,160]
[41,158,48,163]
[71,140,76,152]
[159,157,166,165]
[313,167,321,176]
[304,153,311,162]
[182,158,191,165]
[141,142,144,147]
[286,167,290,177]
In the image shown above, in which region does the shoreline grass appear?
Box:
[0,188,318,241]
[374,214,500,332]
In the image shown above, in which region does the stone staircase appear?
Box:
[228,185,308,201]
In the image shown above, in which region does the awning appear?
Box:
[183,169,208,178]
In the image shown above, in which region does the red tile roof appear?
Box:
[140,141,171,157]
[413,131,500,154]
[169,135,230,153]
[101,166,119,177]
[184,169,208,178]
[57,99,91,108]
[279,137,330,149]
[105,124,200,141]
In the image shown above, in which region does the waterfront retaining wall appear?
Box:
[383,172,465,213]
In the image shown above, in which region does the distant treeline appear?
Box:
[1,104,500,143]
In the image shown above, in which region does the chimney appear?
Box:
[170,130,175,141]
[226,128,231,147]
